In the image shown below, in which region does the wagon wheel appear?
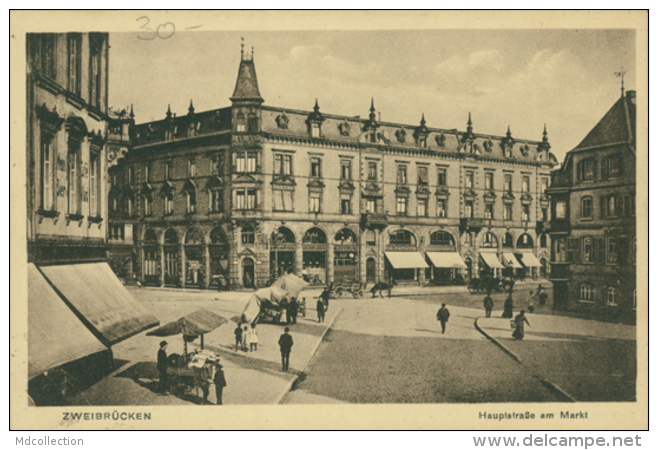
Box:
[335,286,346,298]
[468,284,479,295]
[356,289,364,298]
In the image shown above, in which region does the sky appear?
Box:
[109,29,636,163]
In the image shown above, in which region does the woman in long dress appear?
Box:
[512,310,530,340]
[502,294,514,318]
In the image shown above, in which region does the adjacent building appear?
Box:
[108,47,559,290]
[25,33,157,404]
[547,89,636,319]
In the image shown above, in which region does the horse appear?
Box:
[370,280,396,298]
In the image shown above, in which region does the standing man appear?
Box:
[319,288,331,311]
[213,361,227,405]
[483,292,494,318]
[436,303,451,334]
[316,297,326,323]
[278,327,294,371]
[157,341,169,394]
[289,297,299,324]
[234,323,243,352]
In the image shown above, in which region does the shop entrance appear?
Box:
[366,257,376,283]
[242,258,254,288]
[302,228,327,285]
[333,228,359,283]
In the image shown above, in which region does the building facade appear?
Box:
[25,33,157,403]
[108,49,559,290]
[547,90,636,320]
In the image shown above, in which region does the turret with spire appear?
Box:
[537,124,551,152]
[188,99,195,116]
[363,98,379,131]
[414,113,429,146]
[230,38,264,104]
[461,112,476,143]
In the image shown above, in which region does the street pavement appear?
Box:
[68,287,339,406]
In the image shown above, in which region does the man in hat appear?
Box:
[213,360,227,405]
[157,341,169,394]
[436,304,451,334]
[278,327,294,371]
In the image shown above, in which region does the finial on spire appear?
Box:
[420,113,426,126]
[614,66,627,97]
[370,98,375,113]
[543,123,548,138]
[506,125,512,137]
[129,103,134,119]
[314,98,320,112]
[466,112,473,134]
[240,37,245,60]
[166,104,172,119]
[188,99,195,115]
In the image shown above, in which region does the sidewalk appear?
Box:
[476,313,636,402]
[67,290,340,406]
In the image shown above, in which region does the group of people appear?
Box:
[484,284,545,340]
[280,297,304,324]
[156,340,227,405]
[234,322,259,352]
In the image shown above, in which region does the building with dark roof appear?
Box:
[547,89,636,320]
[107,47,559,290]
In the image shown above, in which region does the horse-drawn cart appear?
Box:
[467,277,514,294]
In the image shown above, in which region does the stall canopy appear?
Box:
[502,253,523,269]
[425,252,467,269]
[28,264,107,380]
[385,252,429,269]
[40,263,159,346]
[241,286,289,324]
[271,273,309,299]
[146,309,228,338]
[516,252,542,267]
[479,252,504,269]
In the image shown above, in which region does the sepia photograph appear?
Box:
[9,10,648,431]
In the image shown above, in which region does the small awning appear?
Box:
[502,252,523,269]
[425,252,467,269]
[516,252,542,267]
[479,252,504,269]
[28,264,106,379]
[40,263,159,346]
[385,252,429,269]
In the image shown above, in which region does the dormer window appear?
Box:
[311,123,321,138]
[235,112,246,132]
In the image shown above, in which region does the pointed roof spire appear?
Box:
[231,39,264,104]
[538,123,551,152]
[421,113,426,127]
[467,112,473,132]
[506,125,512,138]
[369,98,377,121]
[166,104,172,120]
[461,112,475,143]
[314,98,320,112]
[129,104,134,119]
[307,98,325,122]
[188,99,195,115]
[415,113,429,136]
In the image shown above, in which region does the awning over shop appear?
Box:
[479,252,504,269]
[28,264,106,379]
[425,252,467,269]
[40,263,159,346]
[502,253,523,269]
[385,252,429,269]
[516,252,542,267]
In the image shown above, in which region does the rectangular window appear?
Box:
[165,161,172,180]
[606,287,618,306]
[341,160,352,180]
[577,158,596,181]
[465,200,473,218]
[246,152,257,173]
[188,158,196,178]
[417,198,427,217]
[144,195,152,216]
[580,285,594,301]
[522,204,530,221]
[583,238,594,263]
[465,171,474,189]
[127,166,133,185]
[484,203,494,219]
[554,238,567,262]
[504,204,513,221]
[581,197,593,219]
[607,195,616,217]
[555,201,566,219]
[89,152,100,217]
[33,34,57,79]
[145,163,151,182]
[276,154,293,175]
[210,190,223,212]
[437,168,447,186]
[235,189,245,210]
[67,34,81,96]
[246,189,256,210]
[311,123,320,138]
[187,191,196,213]
[366,199,376,213]
[541,207,548,221]
[602,155,622,179]
[504,174,512,194]
[212,154,223,176]
[437,200,446,218]
[485,172,493,190]
[41,133,55,211]
[127,196,134,217]
[89,34,103,108]
[368,162,377,181]
[341,197,351,214]
[397,165,407,184]
[522,175,530,193]
[541,178,549,195]
[273,189,293,211]
[607,238,618,264]
[396,197,407,215]
[311,158,322,178]
[418,166,429,185]
[236,153,246,173]
[67,143,80,215]
[309,191,321,212]
[165,193,174,215]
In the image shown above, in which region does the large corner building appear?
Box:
[107,48,559,290]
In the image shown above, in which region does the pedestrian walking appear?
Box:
[247,323,259,351]
[289,297,299,324]
[213,362,227,405]
[319,288,331,311]
[512,310,530,340]
[278,327,294,371]
[502,294,514,318]
[316,297,326,323]
[242,323,249,351]
[156,340,169,394]
[234,323,243,352]
[483,293,494,318]
[528,290,536,313]
[436,303,451,334]
[537,284,547,305]
[300,297,307,317]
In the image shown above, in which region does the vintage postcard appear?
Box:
[9,10,648,430]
